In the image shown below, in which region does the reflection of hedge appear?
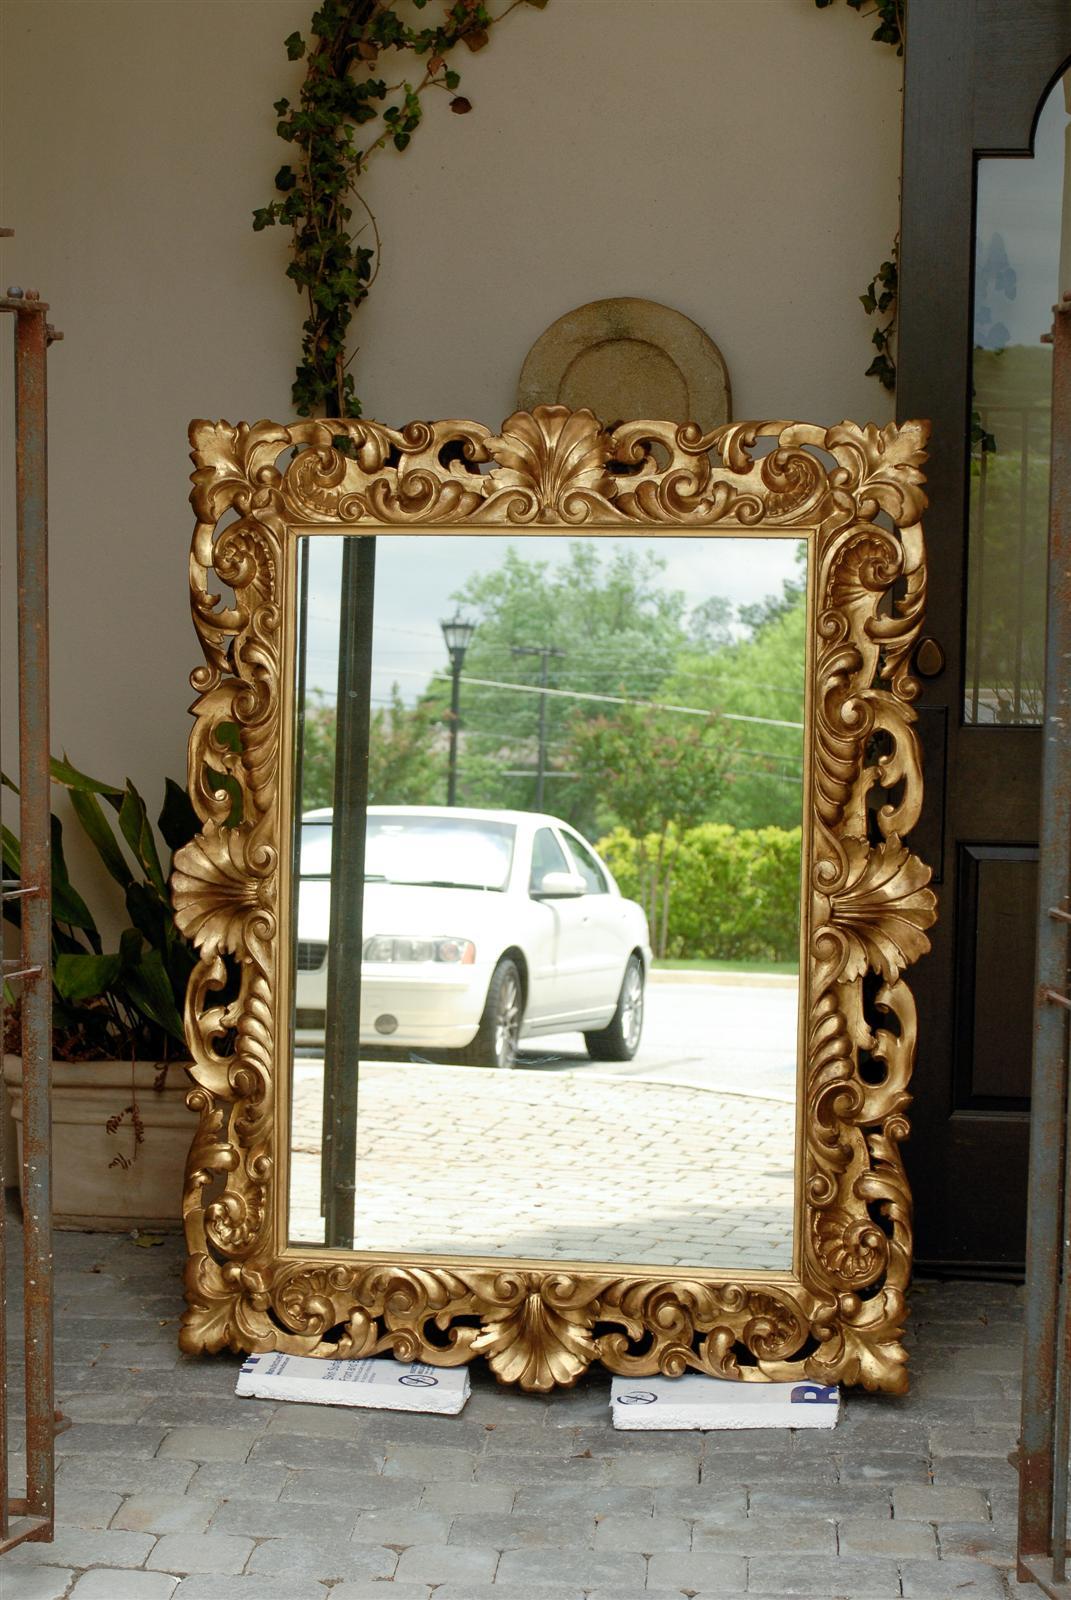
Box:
[597,822,802,964]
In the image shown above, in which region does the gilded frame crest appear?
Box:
[173,406,935,1392]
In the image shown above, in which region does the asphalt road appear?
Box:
[513,974,800,1103]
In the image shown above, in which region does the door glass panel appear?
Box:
[964,67,1070,725]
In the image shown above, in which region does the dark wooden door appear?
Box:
[898,0,1071,1273]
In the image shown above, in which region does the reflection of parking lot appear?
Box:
[289,978,798,1272]
[514,973,799,1099]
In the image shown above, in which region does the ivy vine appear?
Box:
[814,0,903,52]
[860,249,898,392]
[254,0,542,422]
[260,0,907,414]
[815,1,903,390]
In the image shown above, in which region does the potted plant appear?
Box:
[2,757,199,1229]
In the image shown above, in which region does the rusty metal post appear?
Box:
[16,295,54,1537]
[1017,293,1071,1595]
[0,278,58,1552]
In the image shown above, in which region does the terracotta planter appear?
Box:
[2,1055,197,1231]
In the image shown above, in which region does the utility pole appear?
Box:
[511,643,565,810]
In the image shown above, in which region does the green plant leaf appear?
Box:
[49,755,123,798]
[1,822,20,880]
[50,815,100,940]
[158,780,199,855]
[117,784,167,897]
[69,787,134,891]
[125,881,168,949]
[54,951,122,1003]
[285,30,306,59]
[125,947,186,1044]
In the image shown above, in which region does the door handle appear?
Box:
[915,637,945,678]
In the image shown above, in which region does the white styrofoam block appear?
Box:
[235,1352,470,1413]
[610,1373,839,1430]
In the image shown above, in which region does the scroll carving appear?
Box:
[175,405,935,1392]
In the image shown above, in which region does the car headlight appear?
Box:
[362,936,476,964]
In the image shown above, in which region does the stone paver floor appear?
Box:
[0,1192,1040,1599]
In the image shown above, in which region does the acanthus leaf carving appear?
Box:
[820,835,937,985]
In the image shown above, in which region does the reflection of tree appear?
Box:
[974,230,1017,351]
[966,345,1051,724]
[300,685,445,811]
[566,703,738,957]
[662,578,806,830]
[441,543,689,824]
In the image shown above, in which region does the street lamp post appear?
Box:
[441,610,477,806]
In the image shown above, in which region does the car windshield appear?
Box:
[299,813,516,891]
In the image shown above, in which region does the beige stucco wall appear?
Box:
[1,0,901,887]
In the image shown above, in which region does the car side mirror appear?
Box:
[533,870,586,899]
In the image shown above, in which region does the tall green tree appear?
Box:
[300,685,444,811]
[443,542,689,823]
[662,580,807,831]
[565,703,738,956]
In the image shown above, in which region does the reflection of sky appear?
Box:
[301,534,806,707]
[975,71,1068,349]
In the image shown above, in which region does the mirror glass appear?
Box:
[287,531,807,1273]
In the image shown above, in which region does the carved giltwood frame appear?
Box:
[173,406,935,1392]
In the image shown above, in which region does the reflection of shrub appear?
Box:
[598,822,801,964]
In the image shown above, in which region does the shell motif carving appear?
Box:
[177,408,934,1391]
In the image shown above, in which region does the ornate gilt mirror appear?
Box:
[173,407,935,1392]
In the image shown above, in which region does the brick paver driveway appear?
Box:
[291,1061,795,1270]
[289,974,799,1273]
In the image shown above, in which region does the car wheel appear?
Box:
[585,954,644,1062]
[458,957,523,1069]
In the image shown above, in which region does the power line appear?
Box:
[307,670,805,729]
[429,670,804,730]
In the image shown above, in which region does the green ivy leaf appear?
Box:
[285,30,306,59]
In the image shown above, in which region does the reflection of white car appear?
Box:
[294,806,651,1068]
